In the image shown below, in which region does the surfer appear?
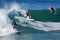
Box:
[49,6,56,14]
[12,19,17,29]
[25,10,31,19]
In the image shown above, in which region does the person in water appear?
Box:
[49,6,56,14]
[12,19,17,29]
[25,10,31,19]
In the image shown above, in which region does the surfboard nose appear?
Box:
[26,16,30,19]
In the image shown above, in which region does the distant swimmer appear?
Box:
[12,19,17,29]
[25,10,31,19]
[49,6,56,14]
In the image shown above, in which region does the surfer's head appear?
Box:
[49,6,56,14]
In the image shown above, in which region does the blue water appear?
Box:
[0,31,60,40]
[0,0,60,40]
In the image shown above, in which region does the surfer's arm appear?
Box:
[54,8,56,11]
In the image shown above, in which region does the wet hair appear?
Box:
[51,7,54,11]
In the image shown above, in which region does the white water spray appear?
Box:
[0,3,21,36]
[0,9,18,36]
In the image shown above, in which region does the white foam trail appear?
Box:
[15,16,60,31]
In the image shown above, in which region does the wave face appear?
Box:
[0,2,60,36]
[7,3,60,32]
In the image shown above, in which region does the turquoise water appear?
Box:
[3,9,59,40]
[0,9,60,40]
[0,0,60,40]
[30,9,60,22]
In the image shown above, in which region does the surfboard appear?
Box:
[15,16,34,21]
[26,18,34,21]
[26,16,34,21]
[13,28,21,34]
[15,30,24,35]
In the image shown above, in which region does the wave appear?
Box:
[0,2,60,36]
[9,3,60,32]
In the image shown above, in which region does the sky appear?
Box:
[0,0,60,10]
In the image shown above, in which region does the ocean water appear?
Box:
[0,0,60,40]
[1,8,60,40]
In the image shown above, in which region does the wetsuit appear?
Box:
[26,11,30,19]
[51,7,55,13]
[26,12,29,16]
[12,19,17,28]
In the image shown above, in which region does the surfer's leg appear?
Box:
[13,25,17,29]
